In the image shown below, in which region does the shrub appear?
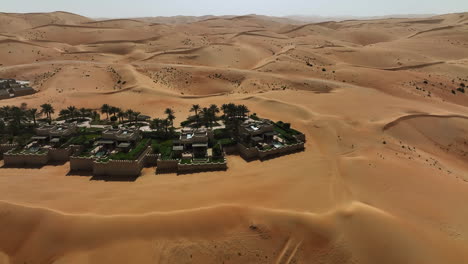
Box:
[214,128,230,139]
[110,116,117,122]
[457,87,465,93]
[213,144,223,157]
[218,138,235,146]
[250,114,259,120]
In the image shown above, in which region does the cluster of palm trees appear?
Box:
[150,108,175,133]
[189,104,220,128]
[0,104,42,135]
[58,106,99,122]
[100,104,143,124]
[186,103,250,129]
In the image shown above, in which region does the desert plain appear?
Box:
[0,11,468,263]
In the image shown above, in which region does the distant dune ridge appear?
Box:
[1,10,468,264]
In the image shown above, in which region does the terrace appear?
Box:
[101,128,141,142]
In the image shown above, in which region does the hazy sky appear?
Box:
[2,0,468,18]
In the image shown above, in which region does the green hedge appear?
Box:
[109,138,150,160]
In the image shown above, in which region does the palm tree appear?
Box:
[190,104,200,127]
[151,118,163,132]
[117,110,125,123]
[110,107,120,118]
[165,108,175,130]
[59,109,71,120]
[67,106,77,120]
[91,110,99,121]
[238,105,250,120]
[133,111,141,126]
[9,106,25,135]
[125,109,134,123]
[0,106,12,119]
[101,104,110,120]
[11,106,24,126]
[208,104,219,127]
[201,107,210,127]
[29,108,38,127]
[40,103,54,124]
[162,118,170,133]
[79,107,91,119]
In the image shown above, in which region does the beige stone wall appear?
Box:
[92,147,151,177]
[294,134,306,142]
[157,159,178,170]
[49,147,72,162]
[223,144,238,155]
[237,143,259,159]
[4,153,49,166]
[69,156,94,171]
[178,161,227,173]
[93,160,142,177]
[258,142,305,159]
[0,144,17,158]
[145,154,158,166]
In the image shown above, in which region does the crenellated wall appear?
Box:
[0,144,18,158]
[294,134,306,142]
[178,160,227,173]
[69,156,94,171]
[223,144,238,155]
[49,147,73,162]
[3,152,49,166]
[84,147,152,177]
[237,143,259,160]
[157,159,178,171]
[257,142,305,160]
[145,153,159,166]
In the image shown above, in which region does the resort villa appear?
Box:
[1,103,306,177]
[0,79,36,99]
[3,123,79,166]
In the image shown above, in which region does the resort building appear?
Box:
[174,128,214,159]
[0,79,36,100]
[3,123,79,166]
[238,118,276,146]
[11,86,35,97]
[0,89,9,100]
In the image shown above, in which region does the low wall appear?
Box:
[237,143,259,160]
[69,156,94,171]
[223,144,238,155]
[145,153,158,166]
[3,152,49,166]
[157,159,178,172]
[0,144,17,158]
[49,147,72,162]
[92,147,151,177]
[178,160,227,173]
[257,142,305,159]
[70,145,84,156]
[294,134,306,142]
[93,159,142,177]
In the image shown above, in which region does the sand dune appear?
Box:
[0,11,468,264]
[1,200,466,264]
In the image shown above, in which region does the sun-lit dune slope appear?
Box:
[1,201,467,264]
[1,11,468,264]
[0,11,91,33]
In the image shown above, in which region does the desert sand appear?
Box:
[1,11,468,263]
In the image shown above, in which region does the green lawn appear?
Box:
[151,139,174,159]
[109,138,150,160]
